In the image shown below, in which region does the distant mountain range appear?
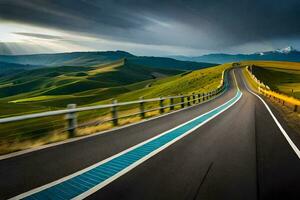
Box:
[0,51,216,74]
[3,46,299,74]
[170,46,300,64]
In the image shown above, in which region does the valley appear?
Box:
[0,52,216,117]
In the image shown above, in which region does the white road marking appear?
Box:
[74,92,242,200]
[11,72,242,200]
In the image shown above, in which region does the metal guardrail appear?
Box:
[0,70,228,139]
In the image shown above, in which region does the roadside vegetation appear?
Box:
[242,62,300,135]
[0,61,230,155]
[240,61,300,98]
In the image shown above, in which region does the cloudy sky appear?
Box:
[1,0,300,56]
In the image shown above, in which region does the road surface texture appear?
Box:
[0,69,299,200]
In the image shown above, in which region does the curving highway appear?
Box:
[0,69,299,200]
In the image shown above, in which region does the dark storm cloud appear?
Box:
[13,32,63,40]
[1,0,300,49]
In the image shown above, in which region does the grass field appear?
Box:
[0,61,229,154]
[241,61,300,71]
[0,59,184,117]
[240,61,300,98]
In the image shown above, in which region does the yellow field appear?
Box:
[88,59,124,75]
[240,61,300,98]
[240,61,300,71]
[244,66,300,108]
[10,95,73,103]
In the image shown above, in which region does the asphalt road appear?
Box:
[0,69,299,200]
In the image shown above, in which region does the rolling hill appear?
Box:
[0,56,224,118]
[0,61,40,75]
[0,50,219,118]
[0,51,133,67]
[0,51,216,71]
[0,58,188,116]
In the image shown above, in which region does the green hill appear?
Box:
[0,61,229,154]
[0,51,216,72]
[0,61,40,75]
[0,57,224,118]
[0,59,189,116]
[0,51,133,67]
[126,57,215,70]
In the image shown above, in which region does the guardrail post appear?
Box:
[170,97,174,110]
[111,99,118,126]
[192,93,196,104]
[139,97,145,119]
[66,104,77,138]
[187,96,191,106]
[181,95,185,108]
[159,97,164,113]
[203,93,205,101]
[198,94,201,103]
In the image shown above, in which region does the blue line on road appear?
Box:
[13,90,242,200]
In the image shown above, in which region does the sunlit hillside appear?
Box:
[241,61,300,98]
